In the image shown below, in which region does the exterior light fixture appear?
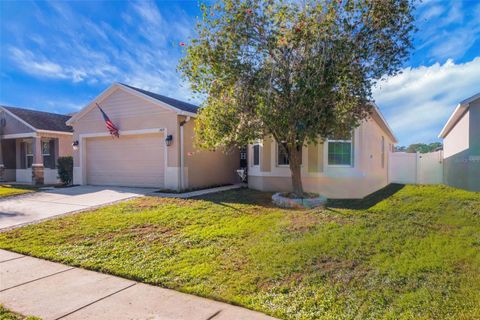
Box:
[165,134,173,147]
[72,140,79,151]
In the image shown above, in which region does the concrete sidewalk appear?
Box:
[0,250,276,320]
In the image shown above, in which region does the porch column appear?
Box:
[0,138,4,182]
[32,136,44,185]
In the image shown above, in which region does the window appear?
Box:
[277,143,289,166]
[253,145,260,166]
[25,141,33,168]
[381,136,385,168]
[42,140,50,156]
[328,139,353,166]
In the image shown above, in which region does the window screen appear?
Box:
[328,141,352,165]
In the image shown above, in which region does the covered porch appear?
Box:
[0,133,63,185]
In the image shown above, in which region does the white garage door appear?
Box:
[86,133,165,188]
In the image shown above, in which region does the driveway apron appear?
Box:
[0,186,153,230]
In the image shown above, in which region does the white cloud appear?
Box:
[131,1,163,26]
[419,5,444,21]
[9,47,66,78]
[6,0,196,103]
[415,0,480,62]
[373,57,480,146]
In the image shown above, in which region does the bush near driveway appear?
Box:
[0,185,479,319]
[56,156,73,186]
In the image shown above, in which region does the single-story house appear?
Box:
[66,83,239,190]
[248,105,397,199]
[0,106,73,185]
[438,92,480,192]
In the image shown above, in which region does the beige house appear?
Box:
[0,106,73,185]
[438,92,480,192]
[67,83,239,190]
[248,106,397,199]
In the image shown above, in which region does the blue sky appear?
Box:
[0,0,479,146]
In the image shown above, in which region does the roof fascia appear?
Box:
[369,103,398,143]
[438,92,479,138]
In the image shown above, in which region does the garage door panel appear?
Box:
[86,133,164,188]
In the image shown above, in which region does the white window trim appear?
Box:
[252,144,260,167]
[327,139,354,167]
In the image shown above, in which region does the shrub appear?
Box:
[57,156,73,185]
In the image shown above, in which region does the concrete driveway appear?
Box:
[0,186,154,230]
[0,250,276,320]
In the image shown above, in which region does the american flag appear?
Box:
[96,103,119,138]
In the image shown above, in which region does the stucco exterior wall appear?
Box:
[70,87,239,190]
[71,88,180,167]
[71,88,181,187]
[443,110,469,158]
[443,101,480,192]
[247,116,394,199]
[182,118,240,189]
[38,133,72,157]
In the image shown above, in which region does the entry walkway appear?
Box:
[153,183,246,198]
[0,250,276,320]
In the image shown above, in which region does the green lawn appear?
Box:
[0,185,479,319]
[0,305,40,320]
[0,185,34,198]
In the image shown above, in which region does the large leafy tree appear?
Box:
[179,0,415,196]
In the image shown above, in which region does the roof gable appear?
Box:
[1,105,72,133]
[67,83,198,125]
[120,84,199,114]
[370,103,398,143]
[439,92,480,138]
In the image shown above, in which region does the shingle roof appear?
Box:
[120,83,199,114]
[2,106,73,132]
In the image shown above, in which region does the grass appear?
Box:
[0,184,479,319]
[0,305,40,320]
[0,185,34,198]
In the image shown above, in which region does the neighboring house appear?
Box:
[0,106,73,185]
[66,83,239,190]
[247,106,397,199]
[438,92,480,192]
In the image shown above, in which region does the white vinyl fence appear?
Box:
[389,151,443,185]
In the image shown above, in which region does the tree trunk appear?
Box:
[289,146,304,197]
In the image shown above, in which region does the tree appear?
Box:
[179,0,415,196]
[405,142,442,153]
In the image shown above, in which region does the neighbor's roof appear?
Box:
[438,92,480,138]
[1,105,73,133]
[120,83,199,114]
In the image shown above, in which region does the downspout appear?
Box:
[179,116,191,191]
